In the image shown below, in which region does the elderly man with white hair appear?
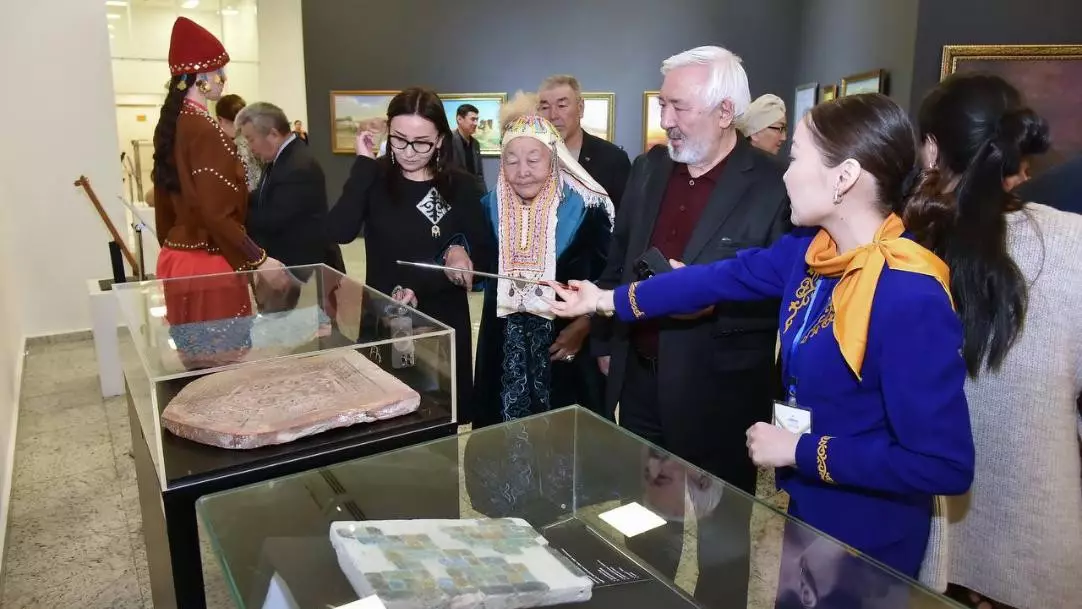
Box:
[736,93,788,156]
[591,45,791,603]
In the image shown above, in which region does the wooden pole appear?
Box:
[74,175,140,276]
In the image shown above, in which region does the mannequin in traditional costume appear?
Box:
[471,93,615,428]
[153,17,287,369]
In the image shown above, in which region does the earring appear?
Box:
[435,148,441,170]
[175,77,188,92]
[212,73,223,85]
[391,152,396,166]
[832,183,843,205]
[196,79,211,94]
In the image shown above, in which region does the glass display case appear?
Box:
[114,264,457,491]
[114,264,460,609]
[197,406,963,609]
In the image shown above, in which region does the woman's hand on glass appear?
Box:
[355,130,377,159]
[257,257,291,290]
[391,286,418,308]
[443,245,474,290]
[548,280,607,318]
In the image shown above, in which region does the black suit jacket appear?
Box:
[577,130,632,210]
[594,139,791,418]
[247,138,334,274]
[451,131,485,190]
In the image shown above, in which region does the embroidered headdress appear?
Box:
[494,92,615,319]
[168,17,230,76]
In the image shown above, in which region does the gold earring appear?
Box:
[196,79,211,94]
[212,73,223,84]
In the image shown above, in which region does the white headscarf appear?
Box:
[735,94,786,136]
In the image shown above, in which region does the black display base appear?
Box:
[129,389,457,609]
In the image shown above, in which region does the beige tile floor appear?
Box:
[0,240,788,608]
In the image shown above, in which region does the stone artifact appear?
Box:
[330,518,593,609]
[162,350,420,449]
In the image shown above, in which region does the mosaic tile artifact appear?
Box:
[330,518,593,608]
[162,350,420,449]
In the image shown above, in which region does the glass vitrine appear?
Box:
[113,264,456,491]
[197,406,962,609]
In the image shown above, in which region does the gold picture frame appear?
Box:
[840,69,885,96]
[329,90,399,154]
[820,84,838,103]
[941,44,1082,170]
[581,92,616,142]
[642,91,665,152]
[439,93,507,156]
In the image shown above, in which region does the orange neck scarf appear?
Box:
[805,213,953,379]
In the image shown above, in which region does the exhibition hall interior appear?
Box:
[0,0,1079,608]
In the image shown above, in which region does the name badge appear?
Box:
[773,401,812,435]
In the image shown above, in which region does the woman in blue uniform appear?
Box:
[549,93,975,580]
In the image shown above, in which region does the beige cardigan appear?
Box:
[946,204,1082,608]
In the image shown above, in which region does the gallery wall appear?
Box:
[301,0,802,194]
[909,0,1082,111]
[795,0,920,111]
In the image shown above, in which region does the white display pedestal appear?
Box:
[88,278,124,398]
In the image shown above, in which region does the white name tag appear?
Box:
[773,401,812,435]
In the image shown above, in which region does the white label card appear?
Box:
[773,401,812,435]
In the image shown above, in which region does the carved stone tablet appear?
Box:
[162,350,421,449]
[329,518,593,609]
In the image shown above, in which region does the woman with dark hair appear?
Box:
[912,73,1082,609]
[549,94,975,580]
[153,17,286,369]
[327,87,492,419]
[213,93,263,191]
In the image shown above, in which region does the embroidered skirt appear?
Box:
[157,247,253,370]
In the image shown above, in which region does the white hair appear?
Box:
[661,45,751,116]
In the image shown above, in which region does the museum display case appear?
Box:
[197,406,963,609]
[114,264,461,609]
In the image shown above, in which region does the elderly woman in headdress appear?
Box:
[736,93,788,156]
[471,92,615,427]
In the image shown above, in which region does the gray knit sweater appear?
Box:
[948,203,1082,609]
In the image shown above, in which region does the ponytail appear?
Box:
[907,103,1049,376]
[152,75,191,193]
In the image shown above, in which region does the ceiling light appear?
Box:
[599,502,666,537]
[181,0,199,8]
[105,1,129,6]
[220,7,239,16]
[106,13,122,20]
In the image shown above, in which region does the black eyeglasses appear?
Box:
[767,124,788,134]
[387,135,435,154]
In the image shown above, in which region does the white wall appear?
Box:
[257,0,308,125]
[4,0,126,339]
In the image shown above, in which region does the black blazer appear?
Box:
[451,131,485,189]
[247,138,331,273]
[593,139,791,411]
[577,130,632,211]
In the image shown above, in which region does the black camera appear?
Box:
[634,247,673,280]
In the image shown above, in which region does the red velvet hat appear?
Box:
[168,17,229,76]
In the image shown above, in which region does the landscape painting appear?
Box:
[581,92,615,142]
[642,91,666,152]
[943,44,1082,173]
[440,93,506,156]
[330,91,396,154]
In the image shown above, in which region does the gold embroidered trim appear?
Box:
[628,282,644,319]
[816,436,835,484]
[783,269,820,332]
[802,303,835,343]
[163,239,221,254]
[191,167,241,192]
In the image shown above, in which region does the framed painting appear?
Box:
[329,90,397,154]
[440,93,507,156]
[840,69,885,96]
[793,82,818,124]
[581,92,615,142]
[820,84,838,103]
[642,91,665,152]
[942,44,1082,171]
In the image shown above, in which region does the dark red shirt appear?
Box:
[632,158,728,357]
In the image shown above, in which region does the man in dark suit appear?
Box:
[449,103,485,191]
[592,46,790,604]
[538,74,632,209]
[1016,154,1082,215]
[236,102,342,275]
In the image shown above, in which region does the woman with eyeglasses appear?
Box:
[327,87,492,421]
